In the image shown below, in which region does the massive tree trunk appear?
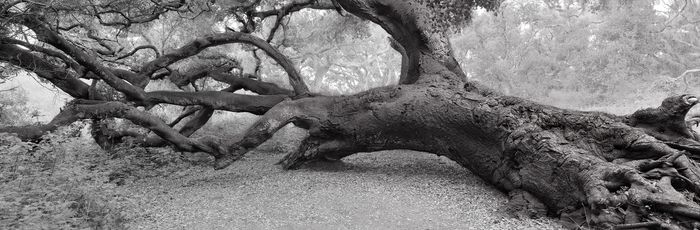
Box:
[220,78,700,229]
[208,0,700,229]
[3,0,700,228]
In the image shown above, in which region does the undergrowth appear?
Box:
[0,122,124,229]
[0,120,221,229]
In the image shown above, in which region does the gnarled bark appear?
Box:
[207,0,700,229]
[214,74,700,229]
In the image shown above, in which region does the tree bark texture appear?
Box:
[3,0,700,228]
[210,0,700,228]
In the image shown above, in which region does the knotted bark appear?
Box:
[209,1,700,228]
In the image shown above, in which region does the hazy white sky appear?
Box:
[2,73,71,122]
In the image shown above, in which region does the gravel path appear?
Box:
[117,150,564,229]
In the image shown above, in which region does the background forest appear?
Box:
[2,0,700,228]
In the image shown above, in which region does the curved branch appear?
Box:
[168,106,201,127]
[106,68,143,86]
[145,91,287,115]
[115,45,160,60]
[676,68,700,91]
[334,0,470,83]
[0,87,18,92]
[388,36,409,84]
[1,37,85,74]
[144,107,215,147]
[209,73,293,95]
[86,26,117,56]
[139,32,309,95]
[265,11,286,43]
[0,44,90,98]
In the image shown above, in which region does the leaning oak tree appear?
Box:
[3,0,700,228]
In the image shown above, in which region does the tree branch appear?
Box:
[168,64,235,87]
[0,86,18,92]
[0,37,85,74]
[0,44,91,98]
[0,102,80,141]
[250,0,337,19]
[21,17,147,101]
[69,100,222,155]
[115,45,160,60]
[167,106,202,127]
[334,0,470,84]
[388,36,409,84]
[145,91,287,115]
[677,68,700,92]
[209,72,293,95]
[139,32,309,95]
[144,107,215,147]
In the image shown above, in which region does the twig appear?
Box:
[0,86,18,92]
[613,222,661,230]
[675,68,700,92]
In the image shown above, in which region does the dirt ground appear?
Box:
[115,149,565,229]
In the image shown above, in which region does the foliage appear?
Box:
[453,0,700,113]
[0,123,124,229]
[424,0,502,30]
[0,119,222,229]
[0,88,37,126]
[0,64,36,125]
[279,11,400,94]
